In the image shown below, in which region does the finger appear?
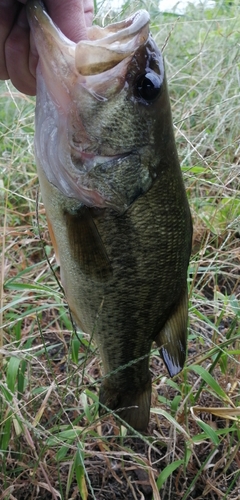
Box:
[46,0,94,42]
[18,0,39,82]
[5,6,36,95]
[83,0,94,28]
[0,0,20,79]
[29,30,38,81]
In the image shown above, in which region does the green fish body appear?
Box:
[27,0,192,430]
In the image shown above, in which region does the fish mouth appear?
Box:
[27,1,150,97]
[27,1,153,211]
[76,10,150,77]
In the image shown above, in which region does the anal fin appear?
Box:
[155,286,189,377]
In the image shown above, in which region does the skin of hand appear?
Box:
[0,0,94,95]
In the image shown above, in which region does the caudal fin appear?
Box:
[99,377,152,431]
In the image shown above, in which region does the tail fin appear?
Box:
[99,377,152,431]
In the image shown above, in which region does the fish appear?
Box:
[27,0,192,431]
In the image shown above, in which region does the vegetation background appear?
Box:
[0,0,239,498]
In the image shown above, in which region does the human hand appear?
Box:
[0,0,94,95]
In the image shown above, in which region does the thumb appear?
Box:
[46,0,94,42]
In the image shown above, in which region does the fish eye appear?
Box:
[136,72,162,101]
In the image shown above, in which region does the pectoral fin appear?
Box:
[64,206,112,282]
[46,215,60,264]
[155,287,189,377]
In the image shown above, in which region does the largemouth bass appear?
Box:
[27,0,192,431]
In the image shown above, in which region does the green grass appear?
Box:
[0,0,239,498]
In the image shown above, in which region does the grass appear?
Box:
[0,0,239,498]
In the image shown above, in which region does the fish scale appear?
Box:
[27,0,192,431]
